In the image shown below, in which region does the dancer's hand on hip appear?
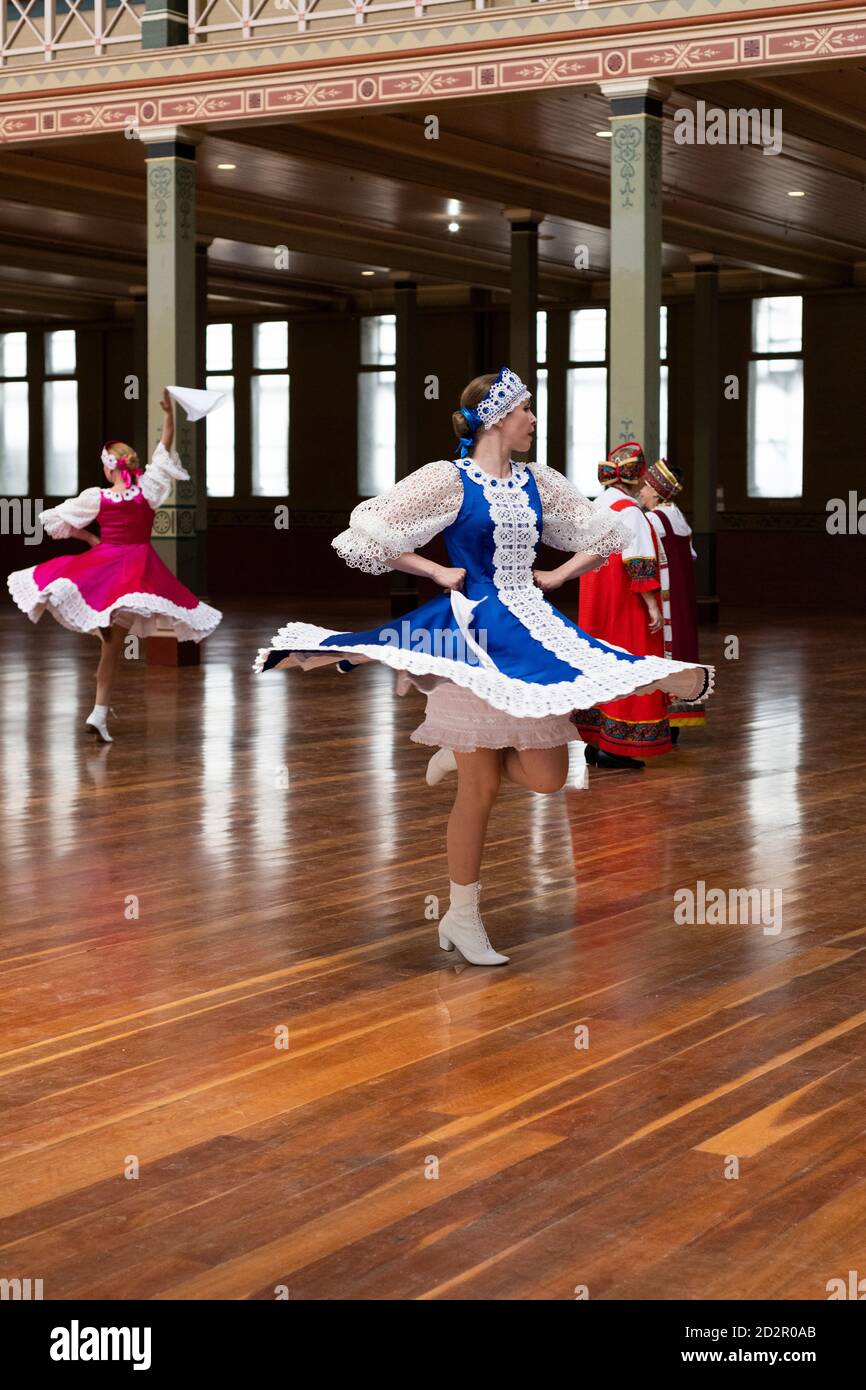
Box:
[533,568,565,593]
[433,566,466,592]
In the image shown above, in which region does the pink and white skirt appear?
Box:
[8,542,221,643]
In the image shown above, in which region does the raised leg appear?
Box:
[502,745,569,794]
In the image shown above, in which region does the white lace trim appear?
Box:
[7,568,221,643]
[102,486,141,502]
[254,622,713,717]
[331,458,462,576]
[526,462,627,558]
[255,454,713,716]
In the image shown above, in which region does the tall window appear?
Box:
[659,305,669,461]
[535,311,548,467]
[0,332,28,495]
[358,314,396,497]
[748,296,803,498]
[44,330,78,496]
[206,323,235,497]
[566,308,607,497]
[252,321,289,497]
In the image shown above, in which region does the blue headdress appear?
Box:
[454,367,530,458]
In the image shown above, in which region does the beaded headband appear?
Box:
[455,367,531,458]
[646,457,682,500]
[598,441,647,487]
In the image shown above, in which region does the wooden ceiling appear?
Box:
[2,63,866,325]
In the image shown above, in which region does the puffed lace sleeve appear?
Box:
[39,487,102,539]
[529,463,627,558]
[332,459,462,575]
[139,441,190,511]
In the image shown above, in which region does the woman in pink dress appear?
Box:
[7,388,221,743]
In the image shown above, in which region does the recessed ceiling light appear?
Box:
[361,269,376,276]
[595,130,612,138]
[216,162,237,170]
[447,199,461,217]
[787,190,806,197]
[448,221,460,233]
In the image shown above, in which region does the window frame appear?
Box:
[357,313,397,498]
[747,295,804,501]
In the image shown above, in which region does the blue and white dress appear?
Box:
[255,457,711,750]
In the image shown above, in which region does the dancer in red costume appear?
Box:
[572,443,671,769]
[643,458,705,740]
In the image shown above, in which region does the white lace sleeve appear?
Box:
[332,459,463,575]
[139,441,190,510]
[39,487,102,539]
[529,463,627,557]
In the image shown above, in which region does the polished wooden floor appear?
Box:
[1,597,864,1301]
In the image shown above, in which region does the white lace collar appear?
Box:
[455,458,528,492]
[102,486,140,502]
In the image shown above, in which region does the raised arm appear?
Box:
[160,387,174,453]
[139,394,189,511]
[332,459,462,576]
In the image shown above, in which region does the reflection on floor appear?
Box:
[0,598,864,1300]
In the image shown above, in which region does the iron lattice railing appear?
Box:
[0,0,537,64]
[1,0,143,63]
[189,0,493,43]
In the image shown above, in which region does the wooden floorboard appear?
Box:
[1,597,865,1300]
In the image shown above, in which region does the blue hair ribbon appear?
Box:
[455,405,482,458]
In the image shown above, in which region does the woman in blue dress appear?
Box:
[255,368,712,967]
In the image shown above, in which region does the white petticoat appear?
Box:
[408,677,581,752]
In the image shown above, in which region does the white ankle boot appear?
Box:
[426,747,457,786]
[438,881,509,966]
[85,705,113,743]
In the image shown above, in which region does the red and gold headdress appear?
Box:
[646,457,682,500]
[598,441,647,487]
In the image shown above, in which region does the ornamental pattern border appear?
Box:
[2,13,866,144]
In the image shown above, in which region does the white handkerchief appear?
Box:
[166,385,228,422]
[450,591,496,671]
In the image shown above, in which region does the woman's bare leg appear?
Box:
[502,745,569,794]
[447,749,502,884]
[95,625,125,706]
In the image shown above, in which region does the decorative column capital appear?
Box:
[688,252,720,274]
[141,126,204,157]
[600,78,672,103]
[502,206,545,228]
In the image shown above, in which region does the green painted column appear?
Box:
[141,127,204,658]
[141,0,188,49]
[602,79,668,459]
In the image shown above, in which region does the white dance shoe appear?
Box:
[438,881,510,966]
[85,705,114,744]
[425,747,457,786]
